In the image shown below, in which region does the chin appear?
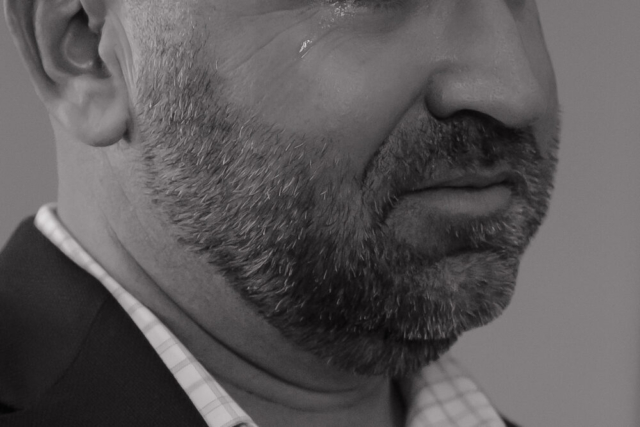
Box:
[246,248,520,378]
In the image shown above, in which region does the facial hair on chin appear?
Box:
[133,34,558,378]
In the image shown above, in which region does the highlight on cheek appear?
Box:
[299,39,315,57]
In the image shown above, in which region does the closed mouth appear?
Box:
[407,170,515,194]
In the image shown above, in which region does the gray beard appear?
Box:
[133,37,558,378]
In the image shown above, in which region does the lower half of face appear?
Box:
[133,30,558,379]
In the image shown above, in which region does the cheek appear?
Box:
[196,5,437,173]
[302,53,419,169]
[222,32,425,172]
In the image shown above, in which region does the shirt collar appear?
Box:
[35,203,505,427]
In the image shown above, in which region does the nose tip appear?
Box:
[423,0,548,129]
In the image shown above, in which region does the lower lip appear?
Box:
[402,184,512,216]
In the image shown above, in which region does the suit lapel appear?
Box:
[0,218,207,426]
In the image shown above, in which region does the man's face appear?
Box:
[127,0,559,377]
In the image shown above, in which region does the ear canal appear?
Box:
[60,9,108,77]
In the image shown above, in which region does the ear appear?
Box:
[5,0,130,147]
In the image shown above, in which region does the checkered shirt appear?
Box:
[35,204,506,427]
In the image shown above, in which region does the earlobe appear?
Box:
[5,0,131,147]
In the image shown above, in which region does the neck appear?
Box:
[56,150,406,427]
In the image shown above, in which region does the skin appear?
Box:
[5,0,559,426]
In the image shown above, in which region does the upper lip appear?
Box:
[409,169,514,193]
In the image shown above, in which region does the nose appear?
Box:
[424,0,547,128]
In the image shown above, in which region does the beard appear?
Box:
[132,34,558,378]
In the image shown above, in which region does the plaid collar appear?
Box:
[35,204,505,427]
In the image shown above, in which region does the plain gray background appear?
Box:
[1,1,639,426]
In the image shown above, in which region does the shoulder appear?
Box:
[0,217,111,413]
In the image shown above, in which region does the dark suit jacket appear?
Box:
[0,218,520,427]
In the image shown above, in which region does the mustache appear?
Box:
[361,113,541,207]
